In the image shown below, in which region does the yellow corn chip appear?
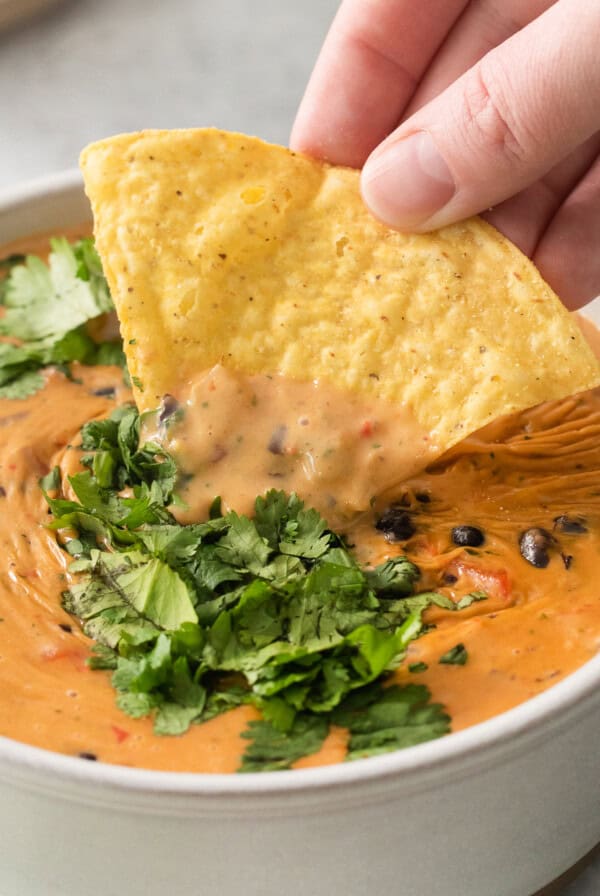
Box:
[80,128,600,457]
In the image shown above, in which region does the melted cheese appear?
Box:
[0,235,598,771]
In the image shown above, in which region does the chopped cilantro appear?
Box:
[0,252,25,270]
[0,238,124,397]
[0,370,45,399]
[0,238,111,341]
[332,683,450,760]
[364,556,420,595]
[408,662,428,673]
[39,466,61,492]
[439,643,468,665]
[44,405,490,769]
[455,591,487,610]
[240,714,328,772]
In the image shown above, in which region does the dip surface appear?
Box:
[0,239,599,773]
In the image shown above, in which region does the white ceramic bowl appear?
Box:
[0,172,599,896]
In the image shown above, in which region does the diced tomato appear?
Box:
[360,420,374,437]
[40,646,88,671]
[451,560,512,600]
[411,536,439,557]
[111,725,130,744]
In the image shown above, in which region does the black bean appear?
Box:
[92,387,116,398]
[78,752,98,761]
[267,424,288,455]
[451,525,485,548]
[375,508,416,542]
[442,572,458,584]
[158,394,180,425]
[58,623,72,633]
[553,514,588,535]
[519,528,554,568]
[415,491,431,504]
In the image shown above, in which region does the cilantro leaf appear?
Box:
[216,512,271,574]
[39,466,61,492]
[87,550,198,631]
[439,643,468,665]
[332,683,451,760]
[116,691,160,718]
[408,662,428,673]
[365,556,420,596]
[154,702,206,736]
[0,238,122,398]
[0,238,111,341]
[0,370,45,399]
[240,714,329,772]
[455,591,488,610]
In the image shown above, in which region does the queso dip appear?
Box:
[0,236,599,772]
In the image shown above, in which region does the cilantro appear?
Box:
[240,714,328,772]
[0,238,111,341]
[87,644,118,670]
[215,512,271,574]
[364,556,420,595]
[455,591,488,610]
[408,662,428,673]
[45,404,483,769]
[39,466,61,492]
[0,238,123,397]
[154,701,206,736]
[332,683,450,760]
[0,252,25,269]
[0,257,21,303]
[439,643,468,665]
[85,550,198,630]
[0,369,45,399]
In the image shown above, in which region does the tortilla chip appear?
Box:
[80,128,600,455]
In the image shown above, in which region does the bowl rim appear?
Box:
[1,168,599,797]
[0,167,84,209]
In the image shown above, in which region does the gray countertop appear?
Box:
[0,1,598,892]
[0,0,336,186]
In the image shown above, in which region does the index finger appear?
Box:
[290,0,470,167]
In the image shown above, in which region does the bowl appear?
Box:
[0,171,599,896]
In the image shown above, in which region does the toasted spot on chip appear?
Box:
[80,128,600,463]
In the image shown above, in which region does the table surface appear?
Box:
[0,1,598,892]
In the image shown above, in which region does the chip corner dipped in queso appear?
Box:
[0,127,599,773]
[80,128,599,524]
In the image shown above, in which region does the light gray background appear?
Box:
[0,1,597,892]
[0,0,338,186]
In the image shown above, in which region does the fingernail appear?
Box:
[361,131,456,229]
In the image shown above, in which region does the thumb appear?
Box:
[361,0,600,232]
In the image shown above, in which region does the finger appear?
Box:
[361,0,600,231]
[532,154,600,310]
[483,132,600,256]
[395,0,600,257]
[404,0,555,116]
[290,0,469,167]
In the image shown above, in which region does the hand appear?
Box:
[291,0,600,309]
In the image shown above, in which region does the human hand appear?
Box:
[290,0,600,309]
